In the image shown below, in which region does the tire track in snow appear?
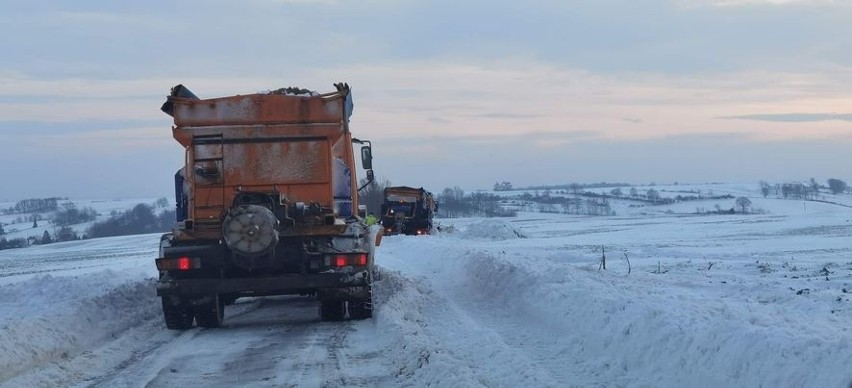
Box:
[83,298,266,387]
[133,296,391,387]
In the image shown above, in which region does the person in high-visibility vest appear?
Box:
[365,212,378,226]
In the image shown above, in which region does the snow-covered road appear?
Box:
[1,198,851,387]
[0,235,396,387]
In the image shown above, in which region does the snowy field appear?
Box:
[0,190,850,387]
[0,198,163,242]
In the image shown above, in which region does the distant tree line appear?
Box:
[438,187,516,218]
[50,202,98,227]
[512,191,614,216]
[1,197,63,215]
[0,237,28,250]
[559,187,733,205]
[14,214,45,225]
[759,178,849,200]
[493,181,514,191]
[0,225,84,251]
[519,182,632,192]
[86,203,175,238]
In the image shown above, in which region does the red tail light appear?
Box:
[177,256,191,271]
[332,253,369,267]
[156,256,200,271]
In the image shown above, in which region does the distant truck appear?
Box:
[380,186,437,236]
[155,83,378,329]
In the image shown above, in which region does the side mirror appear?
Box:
[360,146,373,170]
[366,169,374,182]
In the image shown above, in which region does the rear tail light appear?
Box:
[331,253,368,267]
[156,256,201,271]
[178,257,191,270]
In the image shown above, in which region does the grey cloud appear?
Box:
[428,117,453,124]
[0,119,165,135]
[6,0,851,81]
[380,130,602,148]
[722,113,852,122]
[465,112,541,120]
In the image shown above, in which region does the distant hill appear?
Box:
[0,197,173,247]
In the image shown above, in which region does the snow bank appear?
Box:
[0,271,159,381]
[372,268,558,387]
[461,219,526,240]
[457,251,852,387]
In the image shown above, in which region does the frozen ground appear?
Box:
[0,192,850,387]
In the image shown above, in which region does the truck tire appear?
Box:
[194,294,224,328]
[162,296,194,330]
[348,286,373,320]
[348,298,372,320]
[319,300,346,321]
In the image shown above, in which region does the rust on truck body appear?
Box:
[170,89,358,240]
[171,91,345,129]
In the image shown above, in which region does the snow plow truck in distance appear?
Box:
[380,186,437,236]
[155,83,378,329]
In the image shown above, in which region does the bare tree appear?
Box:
[827,178,847,195]
[646,188,660,203]
[357,178,391,217]
[569,183,582,195]
[759,181,771,198]
[735,196,752,214]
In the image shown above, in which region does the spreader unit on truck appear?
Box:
[155,83,378,329]
[380,186,437,236]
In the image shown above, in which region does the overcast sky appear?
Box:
[1,0,851,200]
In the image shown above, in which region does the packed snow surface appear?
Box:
[1,192,851,387]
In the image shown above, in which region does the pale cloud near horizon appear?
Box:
[0,0,851,198]
[677,0,850,6]
[1,60,851,197]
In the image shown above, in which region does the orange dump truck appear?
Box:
[380,186,437,236]
[155,83,377,329]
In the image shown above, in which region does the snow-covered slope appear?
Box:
[0,197,850,387]
[0,198,165,242]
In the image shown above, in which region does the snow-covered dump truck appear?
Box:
[380,186,437,236]
[155,83,377,329]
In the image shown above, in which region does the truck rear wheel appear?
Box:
[348,298,372,320]
[194,294,224,328]
[348,285,373,320]
[162,296,194,330]
[319,300,346,321]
